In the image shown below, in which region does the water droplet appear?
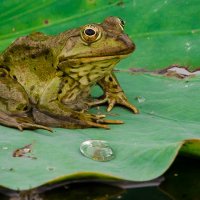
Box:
[1,167,14,172]
[185,42,191,51]
[149,111,155,115]
[135,96,146,103]
[80,140,114,162]
[47,166,55,171]
[174,173,178,177]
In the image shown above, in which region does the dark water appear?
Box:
[0,156,199,200]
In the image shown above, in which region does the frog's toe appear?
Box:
[107,99,116,112]
[106,92,139,114]
[118,100,139,114]
[18,122,52,132]
[86,121,110,129]
[97,119,123,124]
[87,98,107,107]
[83,113,123,129]
[85,119,123,129]
[0,111,52,131]
[89,93,139,114]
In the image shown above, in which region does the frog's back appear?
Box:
[1,32,57,76]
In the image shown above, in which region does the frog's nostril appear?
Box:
[118,34,135,53]
[129,42,136,52]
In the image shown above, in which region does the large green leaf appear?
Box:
[0,0,200,191]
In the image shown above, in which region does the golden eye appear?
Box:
[119,18,125,28]
[81,25,101,43]
[117,18,125,31]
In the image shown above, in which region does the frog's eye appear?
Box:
[81,25,101,43]
[118,18,125,31]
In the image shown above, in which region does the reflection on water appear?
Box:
[0,183,124,200]
[160,156,200,200]
[0,156,199,200]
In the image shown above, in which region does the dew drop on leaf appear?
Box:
[80,140,114,162]
[47,166,55,171]
[135,96,146,103]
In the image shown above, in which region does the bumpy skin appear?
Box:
[0,17,138,130]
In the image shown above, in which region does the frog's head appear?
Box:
[58,17,135,82]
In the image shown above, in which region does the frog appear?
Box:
[0,16,139,131]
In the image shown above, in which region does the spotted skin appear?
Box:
[0,17,138,130]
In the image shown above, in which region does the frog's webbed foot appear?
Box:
[0,111,52,131]
[88,91,139,114]
[32,109,123,129]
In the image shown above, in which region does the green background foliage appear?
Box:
[0,0,199,190]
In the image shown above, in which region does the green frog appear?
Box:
[0,16,138,131]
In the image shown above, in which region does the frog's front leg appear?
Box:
[36,77,123,129]
[91,72,139,114]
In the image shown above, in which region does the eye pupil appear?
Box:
[85,28,95,36]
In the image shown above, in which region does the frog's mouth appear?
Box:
[59,54,129,64]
